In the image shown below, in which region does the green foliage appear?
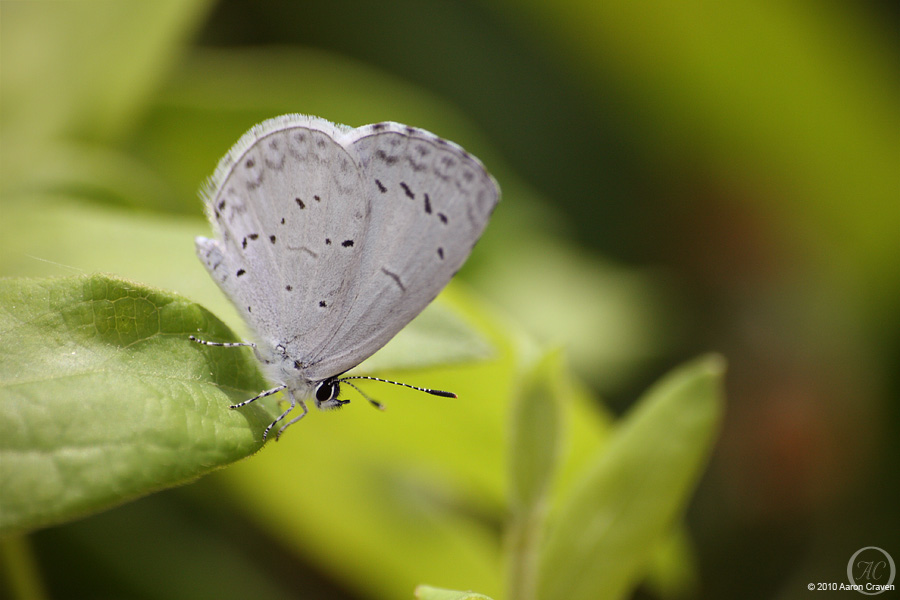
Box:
[534,356,723,600]
[0,274,496,536]
[416,586,495,600]
[0,275,269,534]
[0,271,725,597]
[422,354,723,600]
[504,351,566,600]
[0,1,747,598]
[393,343,722,600]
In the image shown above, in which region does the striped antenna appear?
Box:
[339,375,457,399]
[341,380,385,411]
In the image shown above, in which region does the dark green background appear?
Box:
[2,1,898,598]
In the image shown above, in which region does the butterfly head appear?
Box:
[313,378,349,410]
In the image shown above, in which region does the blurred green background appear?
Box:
[1,1,898,599]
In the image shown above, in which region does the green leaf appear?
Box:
[354,300,493,374]
[535,355,725,600]
[0,274,273,535]
[643,527,699,599]
[507,350,566,510]
[505,350,566,600]
[415,585,495,600]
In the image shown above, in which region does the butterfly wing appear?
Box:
[197,116,498,384]
[196,115,372,357]
[299,122,499,380]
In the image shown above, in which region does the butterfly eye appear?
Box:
[315,380,338,402]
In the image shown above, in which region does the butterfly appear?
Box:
[191,115,499,440]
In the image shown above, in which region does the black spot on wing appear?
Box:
[400,182,415,199]
[375,150,399,165]
[381,268,406,292]
[424,193,432,214]
[295,197,305,209]
[242,232,260,249]
[375,179,387,193]
[342,240,354,248]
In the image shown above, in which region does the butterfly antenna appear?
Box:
[339,375,457,399]
[341,380,386,411]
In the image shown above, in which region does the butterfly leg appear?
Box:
[230,385,286,410]
[191,335,287,441]
[275,391,308,441]
[189,335,255,349]
[189,335,265,363]
[226,384,286,443]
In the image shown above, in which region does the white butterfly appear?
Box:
[192,115,499,441]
